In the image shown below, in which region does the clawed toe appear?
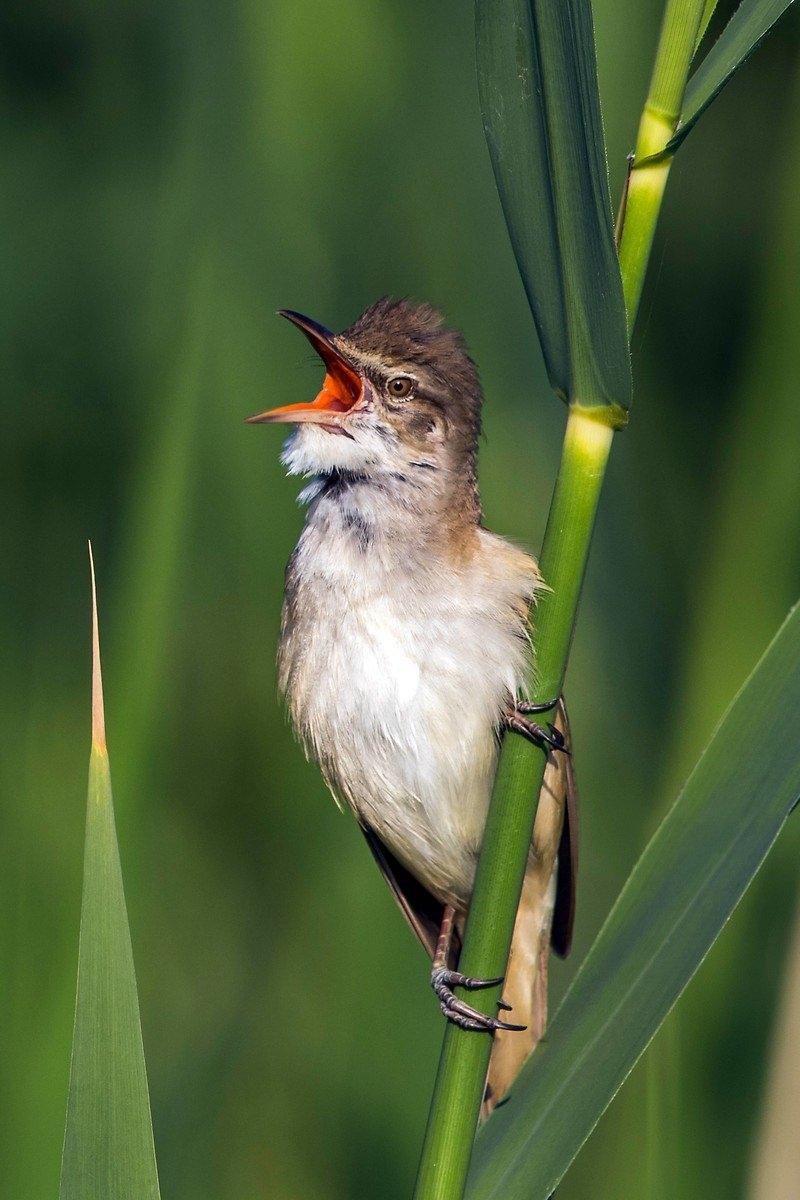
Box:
[432,967,503,993]
[543,723,566,751]
[431,967,527,1034]
[506,706,569,754]
[439,996,527,1033]
[516,696,560,715]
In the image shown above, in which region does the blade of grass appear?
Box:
[697,0,720,48]
[476,0,631,424]
[647,81,800,1196]
[59,546,160,1200]
[670,0,797,150]
[467,601,800,1200]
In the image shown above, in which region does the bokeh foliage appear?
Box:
[1,2,799,1198]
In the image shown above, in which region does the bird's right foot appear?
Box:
[430,967,527,1033]
[505,697,568,754]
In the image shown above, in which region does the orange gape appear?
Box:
[248,352,362,423]
[313,362,360,412]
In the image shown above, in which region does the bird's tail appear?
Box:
[482,868,556,1117]
[482,708,574,1119]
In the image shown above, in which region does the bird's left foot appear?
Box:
[505,698,568,754]
[431,967,527,1033]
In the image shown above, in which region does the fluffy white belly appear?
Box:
[282,571,526,905]
[342,597,495,895]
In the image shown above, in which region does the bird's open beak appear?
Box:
[246,310,364,427]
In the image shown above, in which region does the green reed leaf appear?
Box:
[476,0,631,424]
[670,0,797,148]
[467,601,800,1199]
[59,547,160,1200]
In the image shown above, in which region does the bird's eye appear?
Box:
[387,375,414,399]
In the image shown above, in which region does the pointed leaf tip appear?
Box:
[62,548,161,1199]
[88,542,106,753]
[670,0,797,150]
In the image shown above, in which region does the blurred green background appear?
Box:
[3,1,800,1197]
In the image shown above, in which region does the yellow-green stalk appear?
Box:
[413,411,613,1200]
[619,0,709,323]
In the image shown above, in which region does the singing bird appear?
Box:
[248,299,577,1112]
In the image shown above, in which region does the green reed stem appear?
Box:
[619,0,707,323]
[413,411,612,1200]
[413,4,708,1198]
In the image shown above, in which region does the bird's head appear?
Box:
[247,298,482,484]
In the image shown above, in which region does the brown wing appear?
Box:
[551,697,579,958]
[361,825,452,961]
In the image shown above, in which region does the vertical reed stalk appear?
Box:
[413,411,612,1200]
[413,4,709,1197]
[618,0,708,323]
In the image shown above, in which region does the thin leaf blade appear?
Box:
[670,0,796,149]
[476,0,631,422]
[60,548,161,1200]
[467,601,800,1200]
[697,0,721,50]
